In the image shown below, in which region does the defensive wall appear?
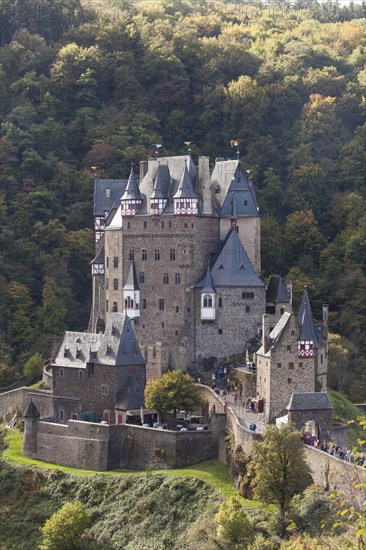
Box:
[0,387,79,421]
[23,419,218,471]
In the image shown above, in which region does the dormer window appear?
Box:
[203,294,213,308]
[105,187,111,198]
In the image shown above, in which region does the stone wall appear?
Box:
[0,388,55,420]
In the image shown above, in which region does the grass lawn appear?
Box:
[2,427,259,505]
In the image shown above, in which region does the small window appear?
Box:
[79,370,83,379]
[245,305,250,313]
[184,222,188,228]
[89,364,94,377]
[289,362,294,369]
[113,302,118,312]
[291,330,295,336]
[191,223,194,228]
[59,409,64,421]
[244,200,247,206]
[127,221,131,229]
[60,368,64,377]
[161,322,164,328]
[144,221,147,229]
[169,221,172,228]
[105,187,111,198]
[129,250,134,261]
[287,345,291,352]
[106,278,109,289]
[159,298,164,311]
[101,385,108,396]
[113,257,118,268]
[106,257,109,268]
[321,354,323,364]
[288,378,292,384]
[113,278,118,290]
[106,299,109,312]
[218,297,223,307]
[280,307,285,314]
[187,307,190,313]
[161,221,164,229]
[142,249,147,261]
[203,294,213,307]
[175,273,181,284]
[176,306,179,313]
[175,330,178,336]
[139,272,145,283]
[277,363,281,368]
[218,329,223,335]
[299,362,303,368]
[163,273,169,284]
[143,298,147,309]
[170,248,176,261]
[155,249,160,261]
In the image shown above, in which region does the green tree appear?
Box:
[249,424,311,535]
[214,496,254,549]
[23,353,44,380]
[144,371,203,420]
[40,501,90,550]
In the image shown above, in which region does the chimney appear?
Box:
[262,314,270,353]
[139,160,148,182]
[322,304,329,354]
[198,156,212,214]
[287,281,293,307]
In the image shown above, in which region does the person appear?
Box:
[234,393,238,403]
[252,423,257,432]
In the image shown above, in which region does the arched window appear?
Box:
[203,294,213,308]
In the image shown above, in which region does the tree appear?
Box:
[40,501,90,550]
[249,424,311,535]
[144,371,203,420]
[214,496,254,549]
[23,353,44,380]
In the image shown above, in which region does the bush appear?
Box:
[288,485,335,535]
[40,501,90,550]
[24,353,44,379]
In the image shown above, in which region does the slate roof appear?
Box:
[202,267,215,293]
[230,192,238,220]
[173,163,198,199]
[91,248,104,266]
[218,162,259,217]
[123,262,140,291]
[24,400,40,418]
[121,164,142,201]
[150,163,171,199]
[93,179,127,216]
[266,276,290,303]
[287,392,332,411]
[256,312,292,356]
[115,375,145,410]
[53,314,144,368]
[197,229,265,288]
[297,287,321,345]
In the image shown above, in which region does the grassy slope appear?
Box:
[328,389,365,445]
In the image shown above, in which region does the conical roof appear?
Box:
[121,164,142,201]
[91,248,104,266]
[266,276,290,303]
[114,314,145,366]
[202,266,215,293]
[209,229,265,288]
[173,163,197,199]
[24,400,40,418]
[150,163,170,199]
[220,163,259,217]
[123,262,140,291]
[297,287,318,343]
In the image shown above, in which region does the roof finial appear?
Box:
[230,139,239,160]
[184,140,192,156]
[155,143,162,158]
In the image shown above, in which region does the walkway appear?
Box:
[223,392,266,433]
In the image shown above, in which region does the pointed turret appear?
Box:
[114,314,145,366]
[297,287,318,358]
[120,164,142,216]
[173,163,198,215]
[220,162,259,217]
[201,267,216,320]
[123,262,140,319]
[150,163,170,215]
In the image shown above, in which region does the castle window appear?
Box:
[105,187,111,198]
[299,362,303,368]
[289,362,294,369]
[155,249,160,261]
[144,221,147,229]
[161,221,164,229]
[175,273,181,284]
[139,272,145,283]
[187,307,190,313]
[60,368,64,377]
[170,248,176,261]
[244,200,247,206]
[203,294,213,308]
[321,354,323,364]
[288,378,292,384]
[218,329,223,335]
[280,307,285,314]
[89,364,94,377]
[79,370,83,379]
[127,221,131,229]
[142,249,147,261]
[176,306,179,313]
[169,221,172,228]
[162,323,164,328]
[245,305,250,313]
[175,330,178,336]
[129,250,134,261]
[59,409,64,421]
[291,330,295,336]
[287,345,291,352]
[143,298,147,309]
[184,223,188,228]
[218,297,223,307]
[236,226,239,233]
[242,292,254,299]
[163,273,169,284]
[113,278,118,290]
[106,257,109,268]
[101,385,108,396]
[106,300,109,312]
[191,223,194,228]
[113,302,118,312]
[106,278,109,289]
[277,363,281,368]
[125,297,134,309]
[159,298,164,311]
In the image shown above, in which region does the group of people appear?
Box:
[302,434,365,466]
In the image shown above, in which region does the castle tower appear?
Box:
[266,275,292,327]
[22,400,40,458]
[150,163,170,215]
[173,163,198,215]
[120,164,142,217]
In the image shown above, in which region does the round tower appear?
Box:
[22,400,40,458]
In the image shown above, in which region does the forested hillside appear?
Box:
[0,0,365,399]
